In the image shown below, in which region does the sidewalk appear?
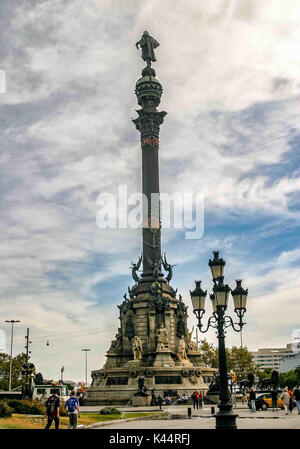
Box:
[80,403,248,414]
[80,404,300,429]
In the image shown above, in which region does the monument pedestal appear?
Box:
[127,360,142,368]
[177,360,193,367]
[132,395,152,407]
[153,350,175,367]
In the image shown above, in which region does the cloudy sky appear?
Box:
[1,0,300,383]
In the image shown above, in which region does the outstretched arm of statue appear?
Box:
[136,41,140,49]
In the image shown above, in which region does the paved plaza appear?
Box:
[80,404,300,429]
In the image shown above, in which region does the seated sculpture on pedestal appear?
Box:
[156,324,169,351]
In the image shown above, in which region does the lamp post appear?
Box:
[81,349,91,388]
[190,251,248,430]
[5,320,20,391]
[60,366,65,384]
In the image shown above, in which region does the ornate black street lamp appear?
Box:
[190,251,248,430]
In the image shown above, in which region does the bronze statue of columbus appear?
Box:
[136,31,159,66]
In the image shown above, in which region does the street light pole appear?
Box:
[5,320,20,391]
[214,306,237,428]
[190,251,248,430]
[81,349,91,388]
[61,366,65,384]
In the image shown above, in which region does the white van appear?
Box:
[32,384,69,402]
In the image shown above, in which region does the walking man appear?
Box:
[44,389,60,430]
[271,389,278,411]
[293,385,300,414]
[282,387,291,415]
[249,387,256,413]
[191,390,199,409]
[199,391,203,409]
[287,386,294,413]
[65,391,80,429]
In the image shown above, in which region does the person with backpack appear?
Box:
[65,391,80,429]
[44,389,60,430]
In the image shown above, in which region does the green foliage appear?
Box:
[279,367,300,389]
[226,346,258,381]
[0,353,29,391]
[199,340,258,381]
[100,407,121,415]
[257,368,273,380]
[199,340,217,368]
[0,401,13,418]
[6,399,44,415]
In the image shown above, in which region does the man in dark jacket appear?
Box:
[271,389,278,411]
[293,385,300,414]
[191,390,199,409]
[44,390,60,430]
[249,388,256,413]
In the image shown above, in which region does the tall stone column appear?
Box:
[84,33,218,406]
[133,65,167,283]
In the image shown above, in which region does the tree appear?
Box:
[279,368,300,389]
[199,339,217,368]
[256,368,273,381]
[227,346,258,381]
[295,366,300,384]
[0,353,28,390]
[199,341,258,381]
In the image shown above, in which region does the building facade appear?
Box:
[251,344,292,371]
[280,351,300,373]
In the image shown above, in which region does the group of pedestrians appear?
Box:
[191,390,203,409]
[44,389,81,430]
[248,385,300,415]
[282,386,300,415]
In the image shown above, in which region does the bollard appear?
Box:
[211,406,215,414]
[188,407,192,418]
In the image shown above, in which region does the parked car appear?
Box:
[248,392,296,410]
[248,393,269,410]
[260,392,284,409]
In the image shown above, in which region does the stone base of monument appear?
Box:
[84,365,217,405]
[84,284,217,406]
[153,350,175,367]
[132,395,152,407]
[127,359,142,368]
[175,360,193,367]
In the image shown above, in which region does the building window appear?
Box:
[155,376,182,384]
[106,377,129,385]
[37,388,46,394]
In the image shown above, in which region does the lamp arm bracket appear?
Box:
[197,314,218,333]
[224,315,245,332]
